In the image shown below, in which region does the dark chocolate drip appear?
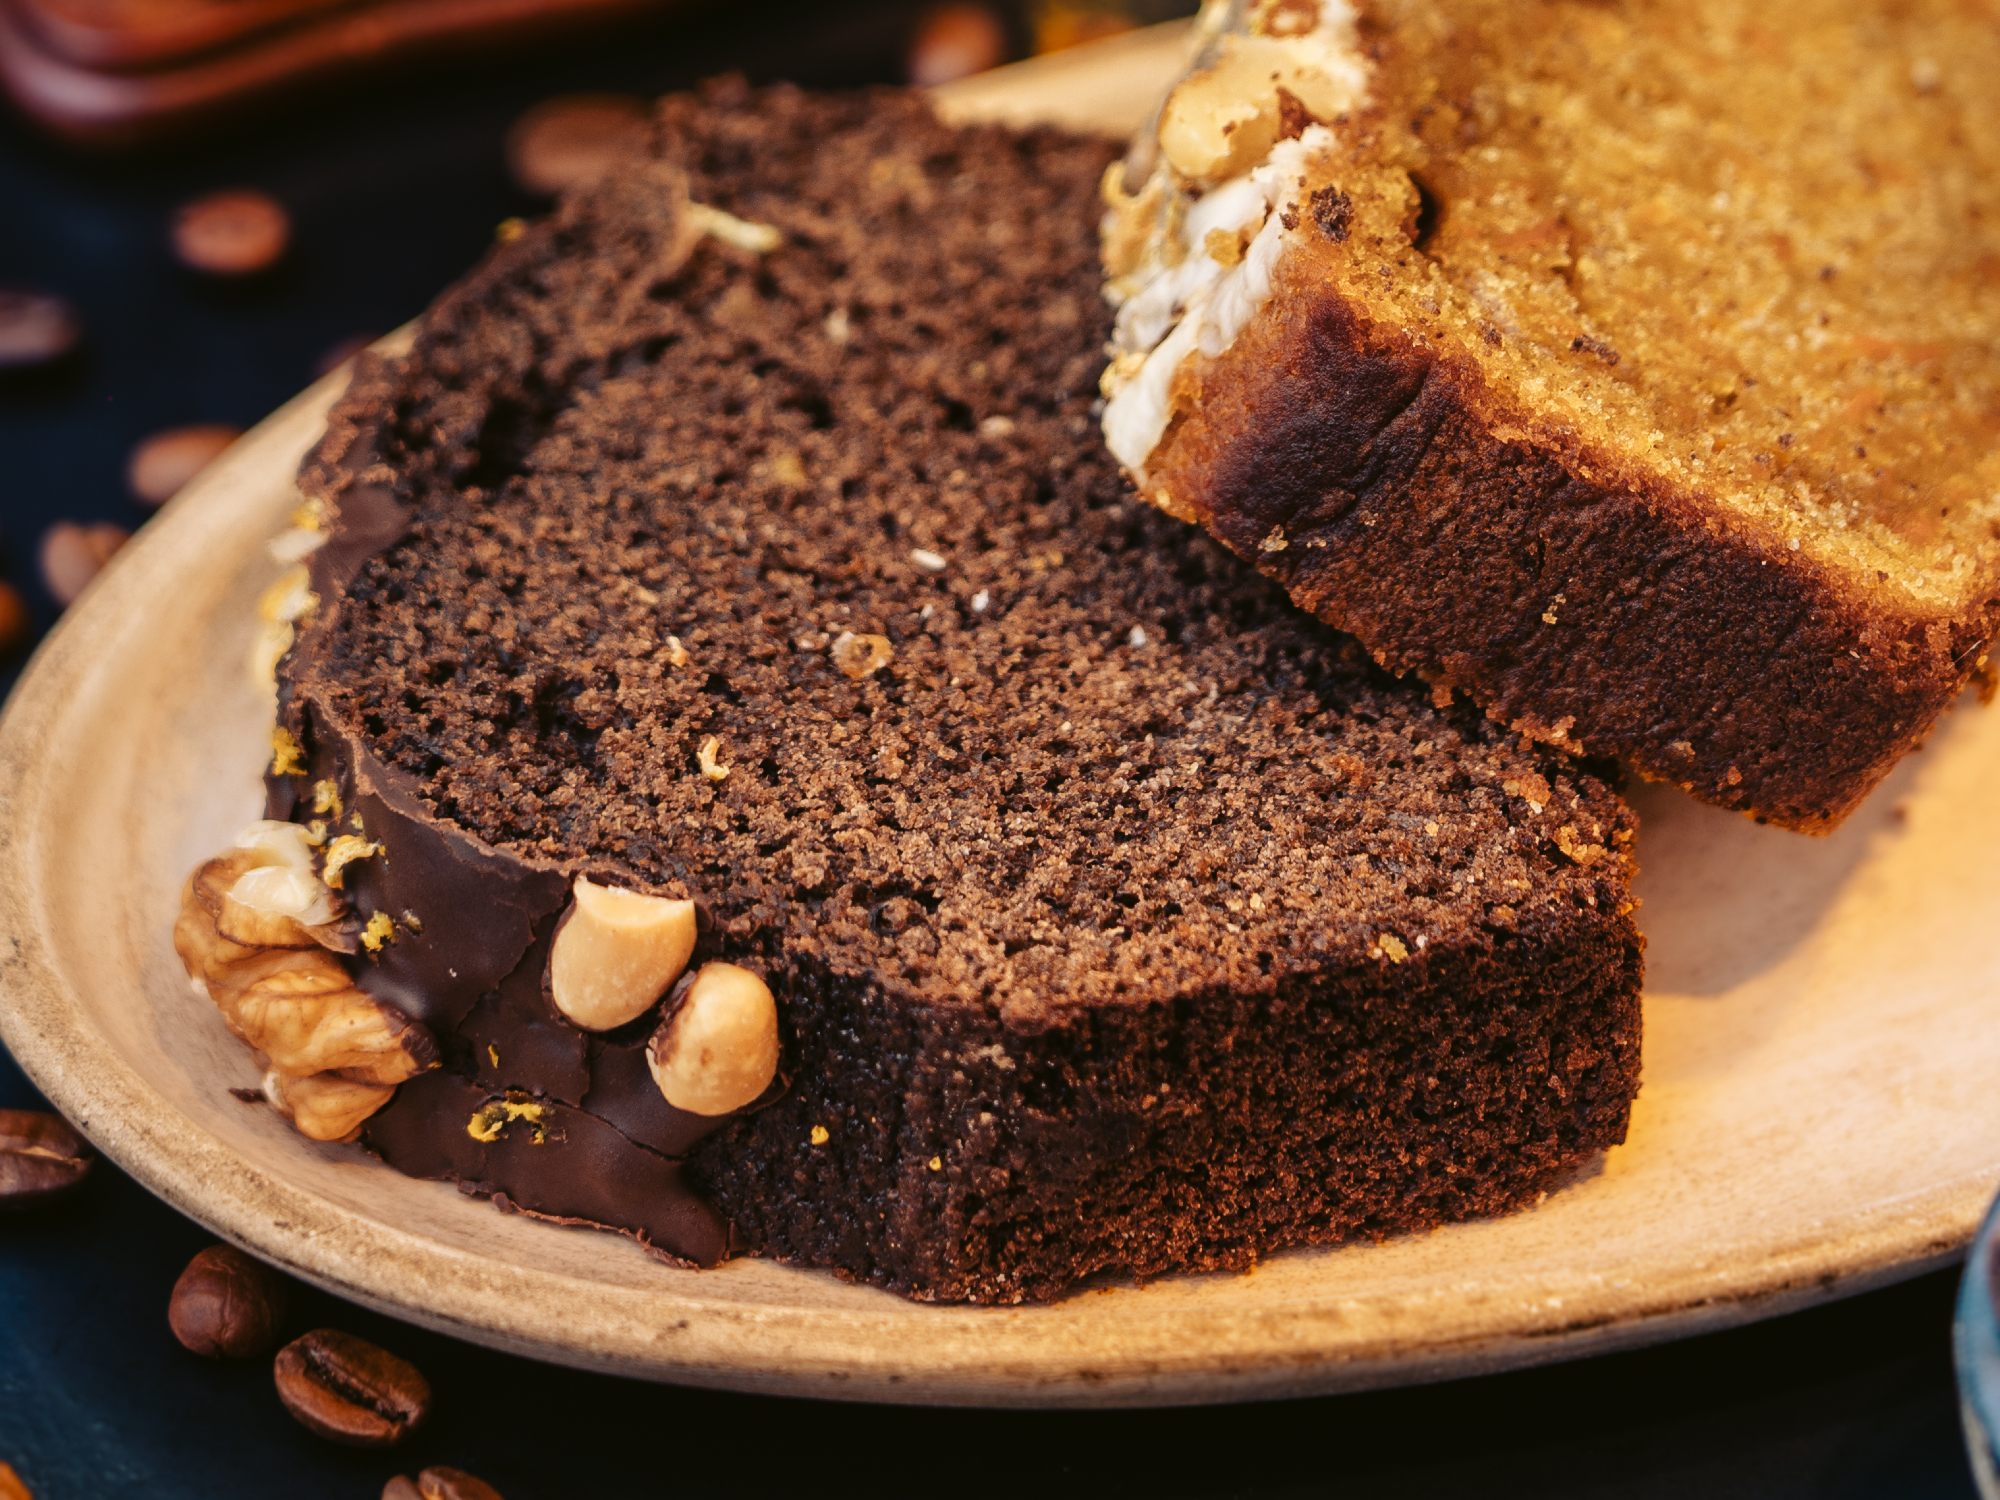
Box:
[282,690,571,1031]
[304,406,413,603]
[263,660,751,1266]
[361,1072,730,1268]
[579,1039,723,1159]
[461,917,591,1106]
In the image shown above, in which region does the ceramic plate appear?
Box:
[3,26,1999,1408]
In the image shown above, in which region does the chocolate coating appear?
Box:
[363,1071,730,1266]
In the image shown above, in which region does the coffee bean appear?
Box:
[0,288,81,372]
[505,94,650,197]
[382,1479,423,1500]
[0,1109,93,1210]
[0,581,32,656]
[127,424,241,507]
[907,3,1008,86]
[171,189,290,277]
[39,521,129,606]
[417,1467,504,1500]
[0,1460,32,1499]
[273,1329,430,1447]
[169,1245,289,1359]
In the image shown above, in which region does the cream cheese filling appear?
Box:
[1099,0,1371,482]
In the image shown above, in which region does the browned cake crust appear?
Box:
[277,82,1643,1303]
[1158,289,1981,831]
[1117,0,2000,831]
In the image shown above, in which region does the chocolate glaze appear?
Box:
[299,690,569,1030]
[252,387,760,1270]
[362,1071,731,1266]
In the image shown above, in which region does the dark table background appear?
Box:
[0,4,1986,1494]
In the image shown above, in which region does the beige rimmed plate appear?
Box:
[3,25,2000,1408]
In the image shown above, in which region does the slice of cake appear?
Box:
[1101,0,2000,831]
[180,79,1643,1303]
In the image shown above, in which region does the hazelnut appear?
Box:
[127,424,241,508]
[418,1468,505,1500]
[647,962,778,1117]
[548,877,696,1031]
[906,2,1007,87]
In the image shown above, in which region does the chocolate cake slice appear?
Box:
[1101,0,2000,832]
[236,80,1642,1304]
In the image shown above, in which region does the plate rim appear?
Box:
[0,347,1981,1409]
[0,31,1988,1402]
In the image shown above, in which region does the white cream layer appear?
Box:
[1099,0,1371,480]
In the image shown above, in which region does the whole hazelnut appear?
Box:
[548,877,696,1031]
[647,961,779,1116]
[169,1244,289,1359]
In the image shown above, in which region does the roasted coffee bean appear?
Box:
[505,94,650,197]
[0,1460,32,1499]
[171,189,290,277]
[0,581,32,656]
[127,424,241,507]
[0,1109,92,1210]
[417,1467,504,1500]
[169,1245,288,1359]
[382,1479,423,1500]
[907,3,1008,86]
[0,288,81,372]
[39,521,128,606]
[273,1329,430,1447]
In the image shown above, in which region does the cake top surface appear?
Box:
[1351,0,2000,597]
[296,80,1635,1023]
[1112,0,2000,607]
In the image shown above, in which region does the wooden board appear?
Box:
[1,30,1997,1406]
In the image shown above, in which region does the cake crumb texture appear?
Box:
[301,81,1641,1301]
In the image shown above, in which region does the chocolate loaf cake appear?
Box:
[194,81,1642,1304]
[1101,0,2000,832]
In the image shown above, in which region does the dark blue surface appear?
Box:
[0,5,1986,1493]
[0,1041,1980,1497]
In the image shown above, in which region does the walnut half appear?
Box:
[175,824,435,1142]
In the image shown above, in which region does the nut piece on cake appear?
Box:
[173,821,435,1142]
[548,877,697,1031]
[263,1069,396,1144]
[648,962,778,1117]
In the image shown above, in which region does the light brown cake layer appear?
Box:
[1129,0,2000,829]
